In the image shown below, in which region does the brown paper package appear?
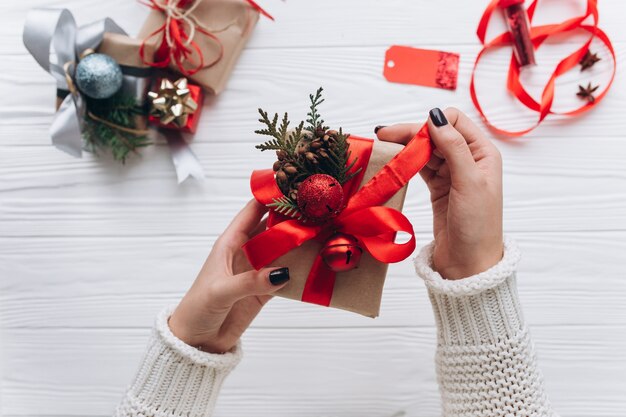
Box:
[138,0,259,95]
[271,140,409,318]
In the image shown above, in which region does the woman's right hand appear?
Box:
[376,108,504,280]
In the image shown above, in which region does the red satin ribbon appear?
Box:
[471,0,616,136]
[243,124,433,307]
[139,0,273,76]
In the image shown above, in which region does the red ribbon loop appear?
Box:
[243,124,433,307]
[337,206,416,264]
[139,0,273,76]
[471,0,616,136]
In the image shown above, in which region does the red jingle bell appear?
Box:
[297,174,344,222]
[320,233,363,272]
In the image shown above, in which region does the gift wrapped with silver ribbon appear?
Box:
[23,8,205,183]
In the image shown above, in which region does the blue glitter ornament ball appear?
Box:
[75,53,123,99]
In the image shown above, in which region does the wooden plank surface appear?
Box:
[2,233,626,329]
[2,326,625,416]
[2,0,626,416]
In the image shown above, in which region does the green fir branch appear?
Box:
[267,195,303,220]
[343,150,361,182]
[254,88,362,220]
[314,128,360,183]
[82,93,151,163]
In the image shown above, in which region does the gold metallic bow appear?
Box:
[148,78,198,127]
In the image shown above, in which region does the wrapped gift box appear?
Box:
[270,139,409,317]
[138,0,259,95]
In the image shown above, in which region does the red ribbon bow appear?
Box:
[471,0,616,136]
[140,0,273,77]
[243,124,433,306]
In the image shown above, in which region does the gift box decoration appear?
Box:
[23,9,158,160]
[138,0,272,95]
[97,32,157,117]
[243,88,433,317]
[23,8,206,182]
[148,77,205,134]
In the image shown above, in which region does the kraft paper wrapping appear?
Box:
[138,0,259,95]
[99,32,157,68]
[272,140,409,318]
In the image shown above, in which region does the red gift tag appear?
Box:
[383,46,460,90]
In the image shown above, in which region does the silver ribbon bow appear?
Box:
[23,8,205,183]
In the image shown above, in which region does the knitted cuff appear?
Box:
[414,237,525,346]
[114,307,242,417]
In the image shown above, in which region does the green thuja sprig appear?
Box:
[305,87,328,133]
[254,87,361,221]
[254,110,303,158]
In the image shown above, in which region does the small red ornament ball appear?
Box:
[297,174,344,222]
[320,233,363,272]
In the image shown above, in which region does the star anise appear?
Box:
[576,83,599,103]
[579,50,601,71]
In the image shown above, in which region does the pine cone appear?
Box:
[276,169,288,190]
[275,128,347,202]
[300,128,340,165]
[283,163,298,175]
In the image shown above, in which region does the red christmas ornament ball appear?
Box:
[320,233,363,272]
[297,174,344,222]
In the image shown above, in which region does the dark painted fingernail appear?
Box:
[429,108,448,127]
[374,125,387,134]
[269,267,290,285]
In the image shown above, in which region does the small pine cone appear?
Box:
[305,152,318,164]
[283,164,298,175]
[276,150,288,160]
[272,161,282,172]
[310,139,322,150]
[296,142,309,155]
[276,170,288,184]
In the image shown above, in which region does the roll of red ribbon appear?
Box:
[500,0,536,67]
[471,0,616,136]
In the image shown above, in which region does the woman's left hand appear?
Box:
[168,200,290,353]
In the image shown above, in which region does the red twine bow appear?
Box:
[243,124,433,307]
[139,0,273,77]
[471,0,616,136]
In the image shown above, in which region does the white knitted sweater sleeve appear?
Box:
[114,308,241,417]
[414,238,558,417]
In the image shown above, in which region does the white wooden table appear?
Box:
[1,0,625,415]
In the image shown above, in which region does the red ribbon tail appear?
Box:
[246,0,274,20]
[301,255,336,306]
[242,220,322,270]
